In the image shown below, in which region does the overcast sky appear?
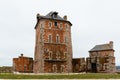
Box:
[0,0,120,66]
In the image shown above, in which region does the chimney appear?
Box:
[109,41,113,49]
[63,15,67,20]
[21,54,23,57]
[36,13,40,20]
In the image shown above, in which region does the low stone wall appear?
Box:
[0,66,13,73]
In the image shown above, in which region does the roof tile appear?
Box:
[89,43,113,52]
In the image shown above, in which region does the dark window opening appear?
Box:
[51,12,58,18]
[60,23,62,29]
[56,35,59,43]
[54,22,58,26]
[53,14,57,18]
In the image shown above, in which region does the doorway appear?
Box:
[91,63,97,73]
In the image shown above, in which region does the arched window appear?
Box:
[48,35,52,43]
[56,51,60,60]
[56,34,60,43]
[65,24,69,31]
[54,22,58,27]
[49,51,52,59]
[64,36,68,43]
[24,64,27,72]
[60,23,62,29]
[52,64,57,73]
[61,65,65,73]
[48,22,52,29]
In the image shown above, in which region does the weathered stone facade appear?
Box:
[86,41,116,73]
[33,11,73,73]
[0,66,13,73]
[10,11,117,73]
[13,54,33,73]
[72,58,86,72]
[10,11,117,74]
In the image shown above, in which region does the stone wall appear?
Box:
[86,51,116,73]
[0,66,13,73]
[13,54,33,73]
[72,58,86,72]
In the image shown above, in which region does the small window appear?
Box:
[52,64,57,72]
[65,24,69,31]
[24,64,27,70]
[61,65,65,72]
[48,35,52,43]
[56,34,60,43]
[53,14,57,18]
[65,36,67,43]
[49,51,52,59]
[54,22,58,26]
[60,23,62,29]
[56,36,59,43]
[48,22,52,29]
[52,12,58,18]
[56,51,60,60]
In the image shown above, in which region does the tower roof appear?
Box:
[35,11,72,29]
[45,11,65,20]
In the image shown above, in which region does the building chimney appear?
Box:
[109,41,113,49]
[36,13,40,20]
[63,15,67,20]
[21,54,23,57]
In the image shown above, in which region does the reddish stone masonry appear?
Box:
[33,11,73,73]
[12,12,116,73]
[13,54,33,73]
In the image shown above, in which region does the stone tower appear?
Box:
[33,11,72,73]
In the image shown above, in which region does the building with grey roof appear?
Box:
[89,41,114,52]
[86,41,116,73]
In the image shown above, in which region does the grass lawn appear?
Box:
[0,73,120,79]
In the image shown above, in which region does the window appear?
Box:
[49,51,52,59]
[65,36,67,43]
[56,51,60,60]
[48,22,52,29]
[54,22,58,26]
[52,12,58,18]
[61,65,65,72]
[29,63,33,70]
[52,64,57,73]
[24,64,27,71]
[60,23,62,29]
[56,34,60,43]
[45,48,49,53]
[48,35,52,43]
[65,24,69,31]
[53,14,57,18]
